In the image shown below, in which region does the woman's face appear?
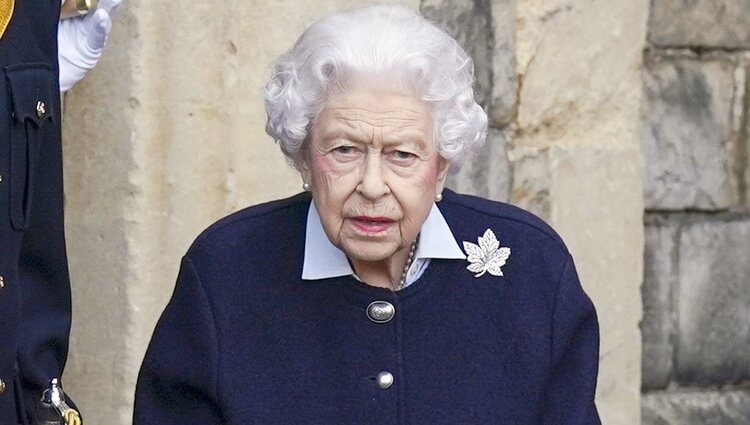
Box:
[302,88,449,263]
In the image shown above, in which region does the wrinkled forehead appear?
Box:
[325,91,429,124]
[339,70,425,94]
[314,88,435,146]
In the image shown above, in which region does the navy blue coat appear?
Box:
[1,1,74,423]
[134,190,600,424]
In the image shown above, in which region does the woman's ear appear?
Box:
[436,157,450,194]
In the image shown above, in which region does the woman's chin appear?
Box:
[341,239,400,264]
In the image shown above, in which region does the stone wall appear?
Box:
[512,1,647,423]
[61,1,646,423]
[641,1,750,423]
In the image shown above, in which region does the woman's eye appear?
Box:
[333,146,356,155]
[330,145,362,162]
[391,150,417,161]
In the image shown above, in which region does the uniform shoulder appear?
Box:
[441,189,568,254]
[187,191,311,256]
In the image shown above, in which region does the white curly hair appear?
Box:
[263,4,488,170]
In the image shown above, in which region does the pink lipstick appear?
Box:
[350,216,394,234]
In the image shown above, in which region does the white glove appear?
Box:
[58,0,122,92]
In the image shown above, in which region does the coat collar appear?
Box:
[301,200,465,281]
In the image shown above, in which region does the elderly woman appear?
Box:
[133,5,600,425]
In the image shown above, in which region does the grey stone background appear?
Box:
[60,0,750,422]
[642,1,750,423]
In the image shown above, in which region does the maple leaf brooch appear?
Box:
[463,229,511,278]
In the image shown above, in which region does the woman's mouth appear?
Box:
[350,216,394,234]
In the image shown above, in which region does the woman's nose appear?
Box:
[356,154,390,200]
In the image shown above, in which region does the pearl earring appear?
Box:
[436,193,443,202]
[302,182,310,192]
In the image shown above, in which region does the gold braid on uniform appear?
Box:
[0,0,14,40]
[64,409,82,425]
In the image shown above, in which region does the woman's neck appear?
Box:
[350,245,413,290]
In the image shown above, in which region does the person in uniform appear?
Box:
[0,0,118,423]
[134,5,601,424]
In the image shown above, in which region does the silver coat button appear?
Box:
[36,101,46,118]
[367,301,395,323]
[375,371,394,389]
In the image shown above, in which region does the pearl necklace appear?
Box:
[396,239,418,291]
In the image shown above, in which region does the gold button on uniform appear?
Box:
[0,276,4,288]
[367,301,395,323]
[36,100,46,118]
[0,378,6,395]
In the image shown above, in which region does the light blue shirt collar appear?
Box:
[301,201,466,281]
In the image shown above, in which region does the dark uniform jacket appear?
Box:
[134,190,601,424]
[1,1,73,423]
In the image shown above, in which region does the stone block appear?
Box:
[511,145,644,425]
[508,145,551,219]
[642,390,750,425]
[642,55,739,211]
[419,0,516,126]
[554,146,644,425]
[490,0,517,126]
[421,0,493,109]
[447,128,510,202]
[515,0,648,149]
[744,64,750,210]
[649,0,750,49]
[62,4,139,423]
[641,215,678,391]
[675,218,750,385]
[511,2,647,423]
